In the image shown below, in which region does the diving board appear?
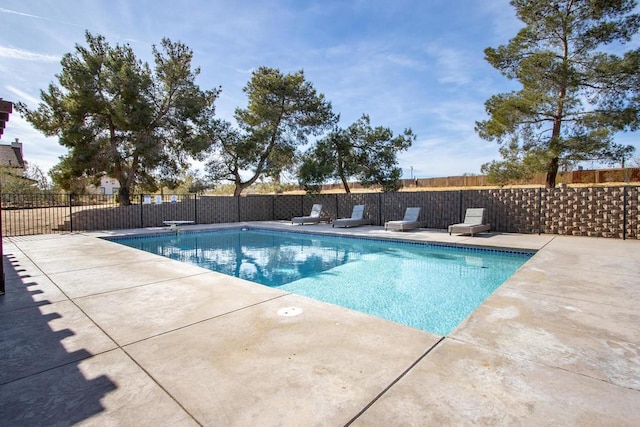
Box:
[163,220,195,231]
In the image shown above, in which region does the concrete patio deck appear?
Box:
[1,222,639,426]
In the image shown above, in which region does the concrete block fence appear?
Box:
[2,187,639,239]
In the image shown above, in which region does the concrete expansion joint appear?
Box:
[344,336,446,426]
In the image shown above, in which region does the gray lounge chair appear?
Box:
[448,208,490,236]
[332,204,374,228]
[291,204,329,225]
[385,207,425,231]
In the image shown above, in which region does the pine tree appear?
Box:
[476,0,640,187]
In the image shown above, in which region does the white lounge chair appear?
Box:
[332,204,374,228]
[385,207,425,231]
[448,208,490,236]
[291,204,329,225]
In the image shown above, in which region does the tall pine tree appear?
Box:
[19,32,219,205]
[205,67,336,196]
[476,0,640,187]
[299,115,414,193]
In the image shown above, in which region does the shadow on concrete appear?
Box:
[0,250,117,426]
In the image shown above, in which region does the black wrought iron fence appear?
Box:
[1,193,197,236]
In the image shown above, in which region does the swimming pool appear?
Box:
[111,228,532,335]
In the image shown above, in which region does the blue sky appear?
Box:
[1,0,638,180]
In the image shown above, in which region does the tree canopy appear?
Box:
[298,114,415,193]
[204,67,336,196]
[17,31,219,205]
[476,0,640,187]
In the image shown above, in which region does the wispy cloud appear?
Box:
[0,6,139,45]
[0,7,45,19]
[0,7,86,29]
[0,45,59,62]
[6,85,41,106]
[422,100,486,133]
[480,0,523,43]
[424,43,475,86]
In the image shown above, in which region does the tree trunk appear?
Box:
[339,173,351,194]
[233,173,247,197]
[118,186,131,206]
[336,158,351,193]
[545,157,559,188]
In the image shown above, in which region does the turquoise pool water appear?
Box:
[111,228,532,335]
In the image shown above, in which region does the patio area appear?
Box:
[1,222,639,425]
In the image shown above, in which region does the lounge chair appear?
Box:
[385,207,425,231]
[448,208,490,236]
[291,204,329,225]
[332,204,374,228]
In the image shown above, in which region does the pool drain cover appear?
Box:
[277,307,303,317]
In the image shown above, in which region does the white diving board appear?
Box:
[163,220,195,230]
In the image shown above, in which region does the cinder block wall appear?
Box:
[540,187,639,238]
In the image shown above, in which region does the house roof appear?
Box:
[0,141,25,169]
[0,99,12,140]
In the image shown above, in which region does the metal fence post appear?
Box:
[623,186,627,240]
[140,194,144,228]
[68,193,73,232]
[194,194,198,225]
